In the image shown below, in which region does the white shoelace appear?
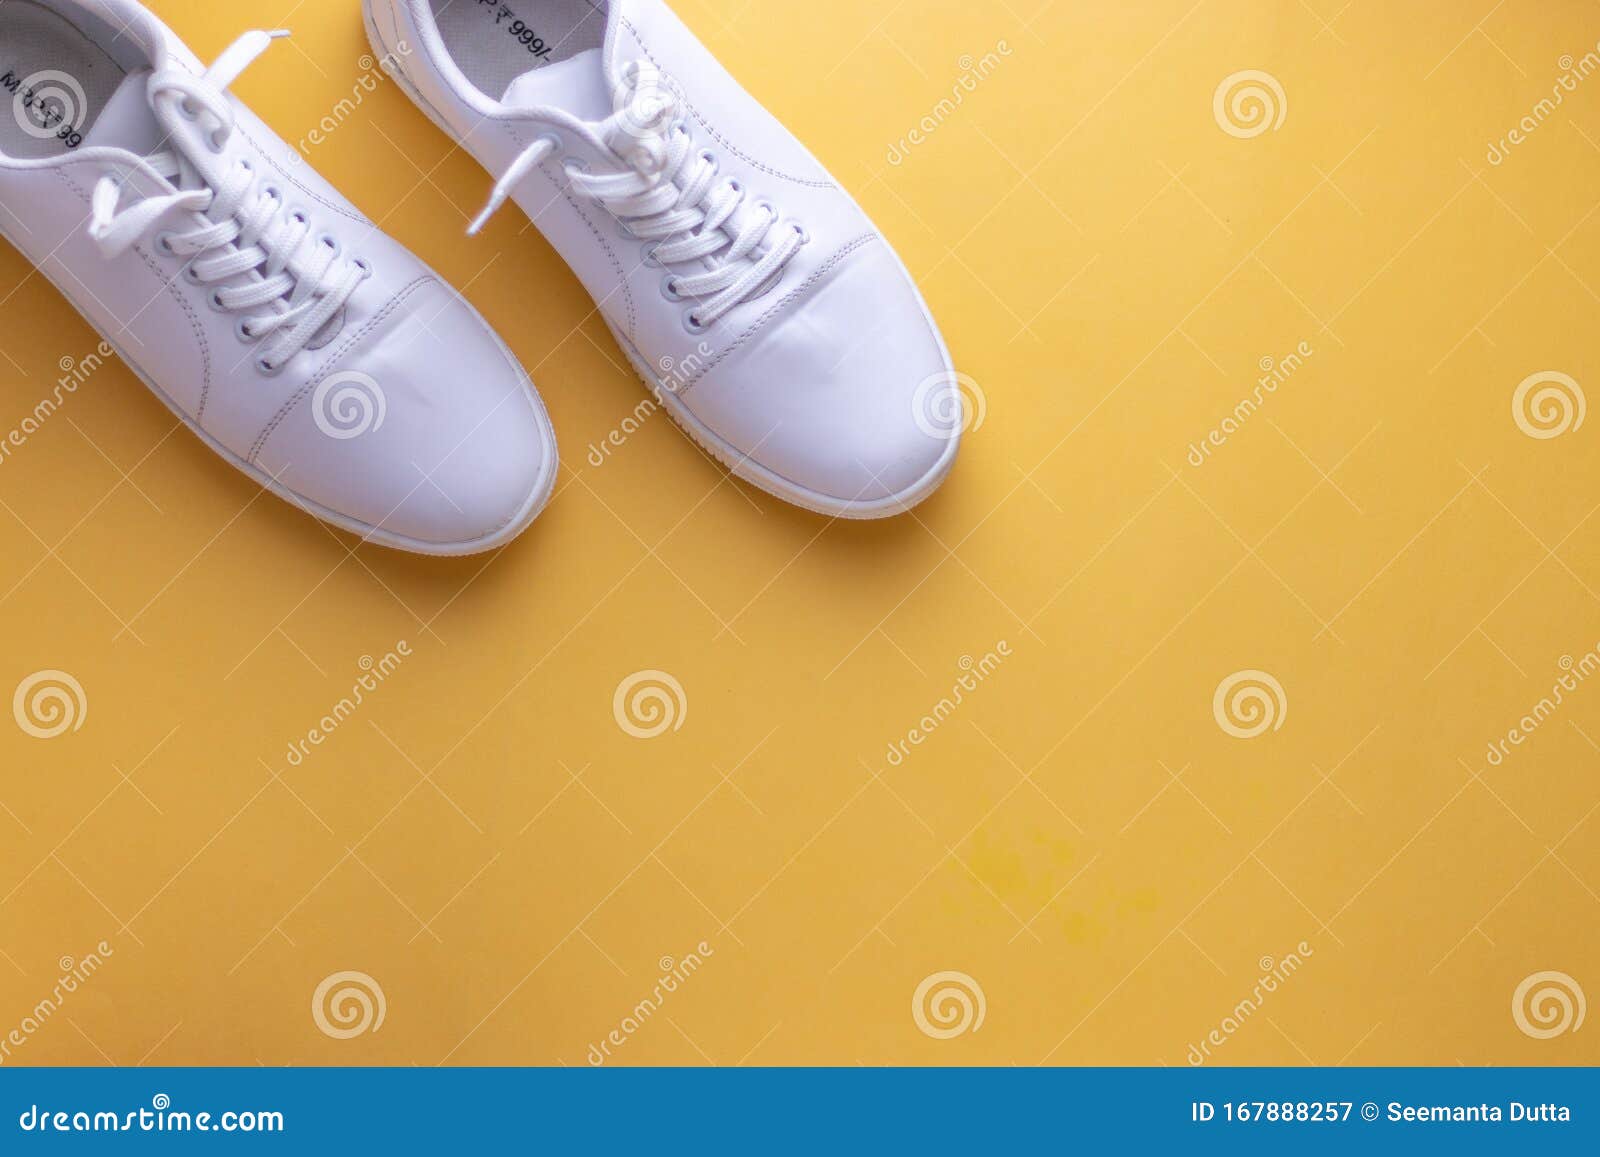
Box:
[471,61,805,330]
[46,31,367,372]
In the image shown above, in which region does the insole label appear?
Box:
[472,1,556,61]
[1,67,87,150]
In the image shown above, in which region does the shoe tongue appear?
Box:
[83,70,166,155]
[499,48,612,122]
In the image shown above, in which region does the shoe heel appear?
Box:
[361,0,473,147]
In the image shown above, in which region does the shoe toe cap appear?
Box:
[255,281,557,553]
[685,240,962,516]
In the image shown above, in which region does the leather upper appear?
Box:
[0,0,557,551]
[374,0,960,511]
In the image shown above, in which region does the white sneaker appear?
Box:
[365,0,962,518]
[0,0,558,555]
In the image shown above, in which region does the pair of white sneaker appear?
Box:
[0,0,963,555]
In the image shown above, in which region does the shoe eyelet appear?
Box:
[791,221,810,245]
[289,209,309,227]
[155,232,177,256]
[352,257,372,276]
[318,233,342,256]
[617,220,637,240]
[207,289,228,313]
[698,149,718,172]
[641,242,661,268]
[182,264,204,285]
[682,308,707,334]
[234,318,256,343]
[256,356,280,376]
[661,274,684,302]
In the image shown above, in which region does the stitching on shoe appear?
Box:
[234,122,371,227]
[619,18,836,190]
[550,160,637,338]
[248,275,434,463]
[57,167,215,419]
[679,232,879,395]
[501,123,638,338]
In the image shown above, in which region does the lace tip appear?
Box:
[267,29,291,40]
[467,193,504,237]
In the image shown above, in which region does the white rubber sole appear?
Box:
[362,0,960,521]
[0,223,559,558]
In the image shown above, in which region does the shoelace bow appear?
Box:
[85,30,368,371]
[471,61,805,329]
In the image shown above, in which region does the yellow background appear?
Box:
[3,0,1599,1066]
